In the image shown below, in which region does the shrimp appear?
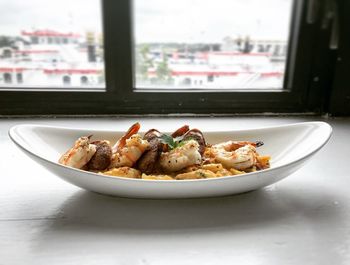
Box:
[165,126,206,155]
[59,136,97,169]
[109,123,149,168]
[159,139,202,172]
[181,128,206,155]
[171,125,189,138]
[213,140,263,152]
[112,122,141,153]
[211,142,258,170]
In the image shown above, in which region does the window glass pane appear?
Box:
[0,0,104,89]
[134,0,292,90]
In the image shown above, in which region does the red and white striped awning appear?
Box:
[148,70,283,77]
[0,67,27,73]
[21,30,81,38]
[14,50,59,54]
[43,69,101,75]
[0,67,101,74]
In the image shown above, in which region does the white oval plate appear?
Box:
[9,122,332,199]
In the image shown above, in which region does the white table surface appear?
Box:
[1,116,349,265]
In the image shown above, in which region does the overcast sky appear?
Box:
[0,0,292,43]
[0,0,102,35]
[135,0,292,43]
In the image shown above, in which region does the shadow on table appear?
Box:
[31,184,345,257]
[37,185,341,232]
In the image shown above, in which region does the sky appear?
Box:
[0,0,103,35]
[134,0,292,43]
[0,0,292,43]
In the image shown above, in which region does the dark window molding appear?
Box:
[329,0,350,116]
[0,0,341,115]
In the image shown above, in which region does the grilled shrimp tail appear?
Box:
[112,122,141,153]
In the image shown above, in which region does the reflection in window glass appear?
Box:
[0,0,104,89]
[134,0,292,89]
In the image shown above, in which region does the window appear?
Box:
[4,73,12,84]
[2,49,12,58]
[63,76,71,85]
[134,0,291,90]
[16,73,23,84]
[0,0,347,115]
[31,36,39,44]
[328,0,350,116]
[0,0,104,89]
[81,76,88,85]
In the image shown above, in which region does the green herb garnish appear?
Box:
[160,134,177,150]
[160,134,193,150]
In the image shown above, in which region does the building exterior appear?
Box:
[1,30,286,89]
[145,50,285,89]
[0,30,104,87]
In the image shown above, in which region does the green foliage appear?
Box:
[160,134,177,149]
[0,36,13,48]
[136,44,154,80]
[160,134,193,150]
[156,52,172,81]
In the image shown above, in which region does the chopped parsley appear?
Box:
[160,134,194,150]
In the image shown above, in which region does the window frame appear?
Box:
[0,0,337,115]
[329,0,350,116]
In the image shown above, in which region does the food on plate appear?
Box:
[136,129,163,174]
[58,135,96,169]
[59,123,270,180]
[159,139,202,172]
[87,140,112,170]
[100,167,141,178]
[109,123,149,169]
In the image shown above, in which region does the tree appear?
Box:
[0,36,13,48]
[156,52,172,82]
[136,44,153,81]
